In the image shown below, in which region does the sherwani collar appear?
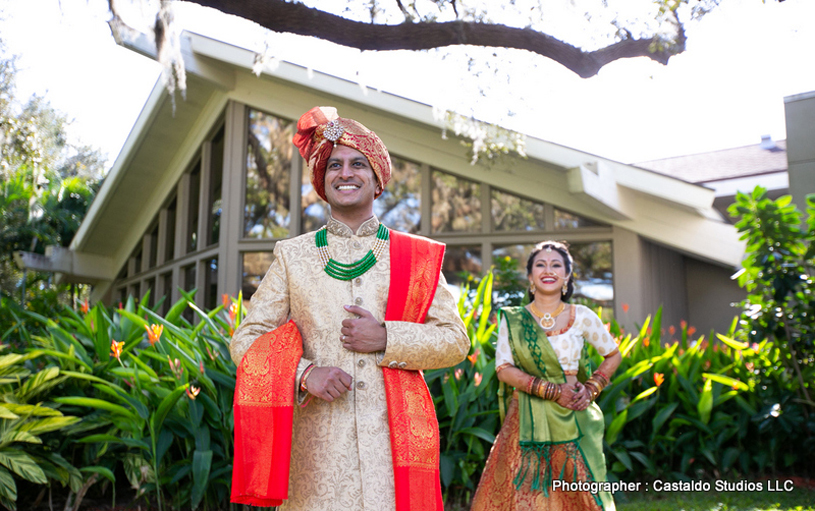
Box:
[326,215,380,237]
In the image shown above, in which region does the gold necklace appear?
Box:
[529,302,566,330]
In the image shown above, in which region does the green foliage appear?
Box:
[427,272,499,507]
[727,188,815,411]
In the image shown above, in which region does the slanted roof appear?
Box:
[636,139,787,184]
[62,30,744,284]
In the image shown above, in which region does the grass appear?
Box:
[616,486,815,511]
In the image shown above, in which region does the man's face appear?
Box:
[324,145,380,215]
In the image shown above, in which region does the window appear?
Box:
[147,224,159,269]
[431,170,481,233]
[374,157,421,233]
[204,257,219,310]
[208,126,224,246]
[491,188,546,232]
[187,162,201,253]
[554,207,600,230]
[442,246,482,288]
[165,197,177,262]
[244,110,295,239]
[242,252,275,300]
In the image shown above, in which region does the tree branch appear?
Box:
[185,0,686,78]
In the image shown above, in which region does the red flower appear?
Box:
[454,368,463,381]
[622,303,630,313]
[687,326,697,336]
[654,373,665,387]
[222,294,231,309]
[474,372,483,387]
[80,299,90,315]
[751,343,760,352]
[668,325,676,336]
[680,319,688,330]
[643,337,650,348]
[186,386,200,400]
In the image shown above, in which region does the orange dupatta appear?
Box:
[231,230,445,510]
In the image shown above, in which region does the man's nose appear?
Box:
[339,163,354,177]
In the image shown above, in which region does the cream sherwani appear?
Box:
[230,216,469,511]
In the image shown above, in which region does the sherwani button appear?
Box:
[356,381,367,390]
[353,241,362,249]
[388,361,398,368]
[354,277,362,285]
[358,359,366,368]
[354,297,363,305]
[398,362,407,369]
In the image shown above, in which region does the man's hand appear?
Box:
[340,305,387,353]
[306,366,353,402]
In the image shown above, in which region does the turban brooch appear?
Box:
[292,106,392,202]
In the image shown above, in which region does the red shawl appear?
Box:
[232,230,445,510]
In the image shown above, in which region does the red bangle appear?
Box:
[300,364,315,392]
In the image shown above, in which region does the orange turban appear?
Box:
[292,107,392,202]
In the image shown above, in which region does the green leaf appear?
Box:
[152,384,189,435]
[76,434,150,452]
[651,402,679,440]
[1,404,62,417]
[53,397,139,422]
[716,333,748,351]
[0,466,17,503]
[605,409,628,446]
[19,416,81,435]
[191,450,213,509]
[80,465,116,484]
[702,372,748,391]
[0,450,47,484]
[697,378,714,425]
[0,431,41,445]
[453,427,495,444]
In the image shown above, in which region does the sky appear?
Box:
[1,0,814,168]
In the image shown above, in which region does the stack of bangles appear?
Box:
[300,364,316,393]
[525,377,562,401]
[583,370,610,401]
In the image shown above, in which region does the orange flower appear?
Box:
[687,326,697,336]
[751,343,760,352]
[81,299,90,315]
[643,337,650,347]
[454,368,463,381]
[474,372,483,387]
[680,319,688,330]
[654,373,665,387]
[222,294,231,309]
[110,340,124,360]
[145,324,163,346]
[186,385,200,400]
[622,303,629,313]
[467,349,481,367]
[199,360,205,374]
[669,325,676,336]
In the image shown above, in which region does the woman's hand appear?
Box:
[556,382,591,410]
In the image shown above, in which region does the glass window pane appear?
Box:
[492,244,534,308]
[147,225,158,268]
[242,252,275,301]
[204,257,218,310]
[208,126,224,246]
[188,162,201,253]
[431,170,481,233]
[491,188,546,232]
[132,245,142,277]
[165,197,176,262]
[554,207,601,230]
[442,246,482,289]
[302,168,330,233]
[570,241,613,308]
[374,156,421,233]
[245,110,294,239]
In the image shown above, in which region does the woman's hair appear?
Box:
[526,240,575,302]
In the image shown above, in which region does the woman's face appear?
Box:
[528,249,568,296]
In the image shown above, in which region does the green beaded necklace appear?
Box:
[316,223,390,280]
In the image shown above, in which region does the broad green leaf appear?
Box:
[152,384,189,435]
[0,466,16,502]
[630,386,658,405]
[80,465,116,484]
[716,334,748,351]
[19,417,81,435]
[53,397,139,422]
[651,402,679,440]
[605,409,628,446]
[452,427,495,444]
[0,450,47,484]
[1,404,62,417]
[0,408,19,420]
[76,434,150,451]
[702,372,748,391]
[0,431,41,445]
[191,450,213,509]
[697,378,714,425]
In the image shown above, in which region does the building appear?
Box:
[16,32,747,335]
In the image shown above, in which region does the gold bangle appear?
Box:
[553,383,562,401]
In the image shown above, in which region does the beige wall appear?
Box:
[785,91,815,214]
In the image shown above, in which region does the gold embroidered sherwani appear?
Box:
[230,216,469,511]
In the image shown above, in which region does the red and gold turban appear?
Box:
[292,106,392,202]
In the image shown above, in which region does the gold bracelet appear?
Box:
[552,383,562,402]
[300,364,315,393]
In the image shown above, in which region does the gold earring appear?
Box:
[530,283,536,294]
[562,280,568,294]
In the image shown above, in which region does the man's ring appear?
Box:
[341,335,346,341]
